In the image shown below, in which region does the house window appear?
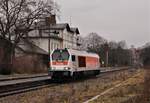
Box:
[56,44,59,49]
[51,43,53,51]
[54,43,57,50]
[39,30,42,37]
[53,43,54,50]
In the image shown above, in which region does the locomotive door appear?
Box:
[71,55,77,70]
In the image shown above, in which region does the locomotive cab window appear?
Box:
[72,55,76,61]
[52,49,70,61]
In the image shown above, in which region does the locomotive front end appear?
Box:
[49,49,72,78]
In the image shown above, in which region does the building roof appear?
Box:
[17,39,48,55]
[49,23,71,31]
[70,28,80,34]
[38,24,80,34]
[36,21,72,32]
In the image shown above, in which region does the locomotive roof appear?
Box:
[68,49,99,58]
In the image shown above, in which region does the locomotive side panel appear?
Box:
[86,57,99,69]
[74,56,100,72]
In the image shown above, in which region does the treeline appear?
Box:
[108,47,131,66]
[140,46,150,66]
[81,33,132,67]
[87,43,132,67]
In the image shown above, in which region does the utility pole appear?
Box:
[48,27,51,69]
[104,43,109,67]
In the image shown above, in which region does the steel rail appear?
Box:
[0,74,48,82]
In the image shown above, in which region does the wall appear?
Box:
[13,54,48,74]
[62,29,75,49]
[50,38,62,52]
[0,38,12,74]
[0,45,4,63]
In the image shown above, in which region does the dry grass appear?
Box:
[138,66,150,103]
[124,66,150,103]
[90,69,146,103]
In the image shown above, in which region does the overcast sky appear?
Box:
[55,0,150,47]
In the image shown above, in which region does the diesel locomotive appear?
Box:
[49,48,100,78]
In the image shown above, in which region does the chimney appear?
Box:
[45,15,56,25]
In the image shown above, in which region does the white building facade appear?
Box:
[23,16,81,53]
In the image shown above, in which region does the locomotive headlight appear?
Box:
[53,67,56,70]
[64,67,68,70]
[64,67,71,70]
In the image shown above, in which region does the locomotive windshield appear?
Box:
[52,49,70,61]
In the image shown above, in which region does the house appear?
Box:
[23,15,81,54]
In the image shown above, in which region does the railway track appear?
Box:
[0,74,48,81]
[0,67,130,98]
[100,67,130,74]
[0,75,52,97]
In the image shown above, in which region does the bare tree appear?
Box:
[84,33,131,67]
[118,40,128,49]
[0,0,58,72]
[108,41,118,49]
[82,32,107,50]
